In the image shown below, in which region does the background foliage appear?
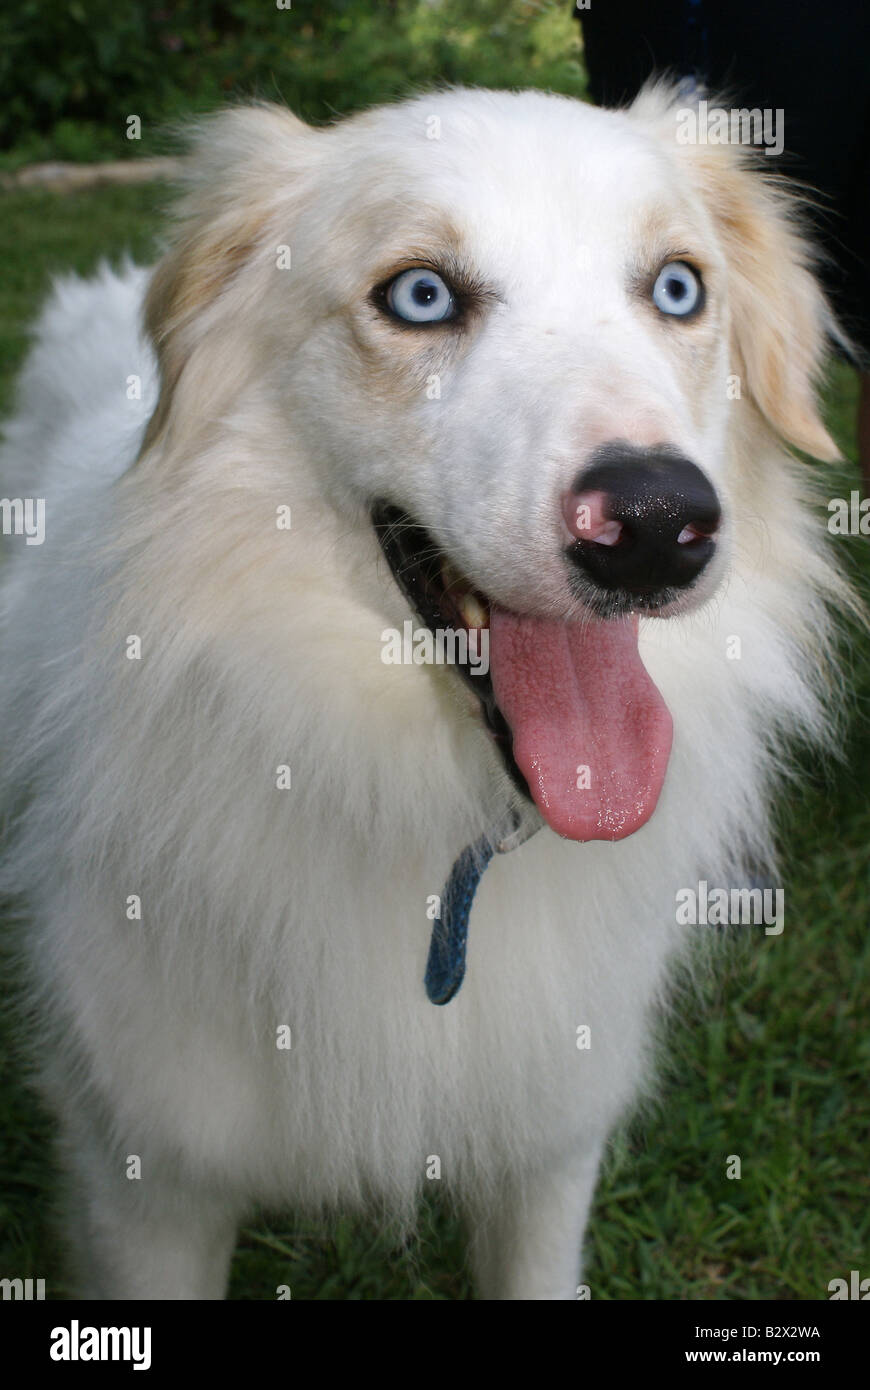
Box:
[0,0,584,165]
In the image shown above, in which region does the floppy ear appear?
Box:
[141,103,318,453]
[631,83,842,462]
[696,152,841,461]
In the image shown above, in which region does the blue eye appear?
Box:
[385,268,456,324]
[651,262,703,317]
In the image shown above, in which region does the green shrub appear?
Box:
[1,0,586,163]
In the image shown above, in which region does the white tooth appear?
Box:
[459,592,488,629]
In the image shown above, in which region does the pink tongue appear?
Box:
[489,606,673,841]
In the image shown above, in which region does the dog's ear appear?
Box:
[633,84,841,462]
[695,152,841,461]
[141,104,318,452]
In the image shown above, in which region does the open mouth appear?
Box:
[372,502,675,842]
[371,503,529,800]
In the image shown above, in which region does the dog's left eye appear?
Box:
[652,262,703,318]
[384,268,456,324]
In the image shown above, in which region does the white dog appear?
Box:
[0,85,852,1300]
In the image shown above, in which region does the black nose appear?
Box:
[563,447,721,596]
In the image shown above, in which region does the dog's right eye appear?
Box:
[383,268,457,324]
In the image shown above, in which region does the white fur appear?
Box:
[0,86,850,1300]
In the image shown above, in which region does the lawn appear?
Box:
[0,180,867,1300]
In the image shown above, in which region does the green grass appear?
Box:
[0,184,868,1300]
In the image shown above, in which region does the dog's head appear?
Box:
[141,86,840,843]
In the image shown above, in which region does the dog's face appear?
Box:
[143,88,839,842]
[294,95,731,623]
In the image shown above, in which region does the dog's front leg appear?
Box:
[466,1141,604,1300]
[59,1121,241,1300]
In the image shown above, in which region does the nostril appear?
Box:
[592,519,624,547]
[563,489,626,546]
[676,521,717,546]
